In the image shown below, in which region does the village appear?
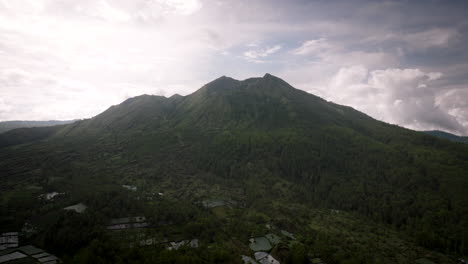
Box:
[0,184,315,264]
[0,179,455,264]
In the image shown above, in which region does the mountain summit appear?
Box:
[57,74,372,136]
[0,74,467,263]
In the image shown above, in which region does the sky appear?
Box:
[0,0,467,135]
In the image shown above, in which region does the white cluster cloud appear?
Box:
[436,88,468,133]
[282,26,467,135]
[323,66,466,134]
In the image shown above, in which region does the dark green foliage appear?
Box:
[40,211,104,255]
[423,130,468,143]
[0,74,467,263]
[0,125,63,148]
[286,244,308,264]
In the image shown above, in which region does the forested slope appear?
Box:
[0,74,467,263]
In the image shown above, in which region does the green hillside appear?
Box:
[0,120,76,134]
[423,130,468,143]
[0,74,467,264]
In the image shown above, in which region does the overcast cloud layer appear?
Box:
[1,0,467,135]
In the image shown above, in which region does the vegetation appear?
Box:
[423,130,468,143]
[0,74,467,263]
[0,120,76,134]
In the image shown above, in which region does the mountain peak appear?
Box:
[263,73,286,81]
[202,73,285,90]
[195,75,240,95]
[206,75,238,85]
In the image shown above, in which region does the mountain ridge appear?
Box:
[0,120,77,134]
[423,130,468,143]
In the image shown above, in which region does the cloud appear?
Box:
[0,66,106,120]
[0,0,203,22]
[292,38,332,55]
[158,0,202,15]
[281,38,400,103]
[0,98,12,114]
[323,66,466,135]
[93,0,132,22]
[290,38,399,67]
[362,28,460,55]
[436,88,468,134]
[401,28,458,49]
[0,0,212,121]
[243,44,282,62]
[292,38,331,55]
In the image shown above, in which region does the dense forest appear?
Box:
[0,74,467,263]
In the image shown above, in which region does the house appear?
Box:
[254,252,280,264]
[415,258,435,264]
[122,185,137,191]
[167,239,199,250]
[40,192,64,201]
[310,257,325,264]
[249,237,272,252]
[241,255,258,264]
[63,203,87,213]
[0,233,18,250]
[107,216,149,230]
[0,245,60,264]
[280,230,295,240]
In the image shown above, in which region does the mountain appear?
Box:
[423,130,468,143]
[0,120,77,134]
[0,74,467,264]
